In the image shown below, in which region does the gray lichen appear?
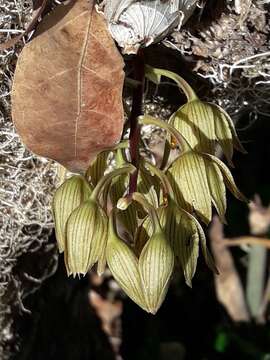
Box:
[0,1,58,359]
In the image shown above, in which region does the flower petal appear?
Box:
[106,235,148,311]
[66,200,107,275]
[205,159,227,222]
[211,103,247,154]
[139,231,174,313]
[52,176,92,253]
[204,154,248,203]
[167,152,212,224]
[170,100,216,154]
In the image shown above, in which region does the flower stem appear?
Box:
[139,114,191,152]
[128,50,145,195]
[91,164,136,202]
[145,65,197,102]
[108,209,120,243]
[132,192,162,234]
[143,161,175,201]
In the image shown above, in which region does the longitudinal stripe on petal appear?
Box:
[205,159,227,222]
[86,150,109,186]
[170,100,216,154]
[53,176,92,252]
[168,152,212,224]
[180,208,218,274]
[190,100,216,154]
[211,103,246,154]
[96,212,108,275]
[106,239,147,311]
[139,232,174,313]
[204,154,248,202]
[179,213,199,286]
[66,201,107,275]
[182,232,199,287]
[170,104,195,148]
[170,210,198,287]
[212,105,234,165]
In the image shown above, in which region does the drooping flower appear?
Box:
[167,151,247,224]
[52,176,92,253]
[107,194,174,313]
[63,164,136,276]
[135,162,216,286]
[66,199,108,276]
[170,100,246,166]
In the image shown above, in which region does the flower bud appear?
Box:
[204,158,226,223]
[106,212,148,311]
[107,204,173,314]
[106,239,149,311]
[212,103,246,155]
[137,203,200,287]
[52,176,92,253]
[139,230,174,313]
[117,196,131,210]
[66,200,107,276]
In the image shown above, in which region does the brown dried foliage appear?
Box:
[11,0,125,173]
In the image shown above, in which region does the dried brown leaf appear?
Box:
[12,0,125,173]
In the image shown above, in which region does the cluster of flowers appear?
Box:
[52,66,246,313]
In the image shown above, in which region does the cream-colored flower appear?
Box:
[66,200,108,276]
[167,151,247,224]
[106,207,174,314]
[52,176,92,253]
